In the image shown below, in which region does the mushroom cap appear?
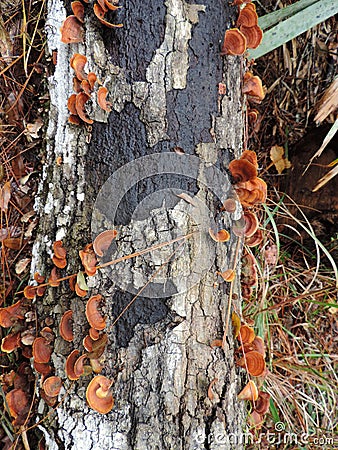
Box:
[70,53,88,81]
[85,295,106,330]
[33,361,52,375]
[34,272,45,284]
[238,380,259,401]
[237,324,256,344]
[243,211,259,237]
[218,269,235,282]
[93,3,123,28]
[67,94,78,115]
[240,25,263,49]
[221,28,247,56]
[48,267,60,287]
[5,388,29,419]
[53,241,67,259]
[71,1,85,23]
[245,228,263,247]
[86,375,114,414]
[221,198,237,213]
[87,72,97,90]
[32,337,52,364]
[79,243,97,276]
[243,72,265,101]
[209,228,231,243]
[241,150,258,168]
[254,391,270,414]
[75,92,93,124]
[52,255,67,269]
[97,87,112,112]
[43,376,62,397]
[241,252,258,287]
[60,16,84,44]
[59,310,74,342]
[0,300,24,328]
[229,158,258,183]
[23,285,36,299]
[65,349,80,380]
[74,354,88,378]
[236,3,258,27]
[93,230,117,257]
[237,350,266,377]
[1,331,21,353]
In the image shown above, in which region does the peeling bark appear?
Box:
[35,0,247,448]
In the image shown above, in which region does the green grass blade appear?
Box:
[258,0,318,31]
[248,0,338,59]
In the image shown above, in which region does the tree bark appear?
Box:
[35,0,246,448]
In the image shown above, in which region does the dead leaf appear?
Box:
[0,182,11,212]
[25,119,43,139]
[231,312,241,338]
[21,210,35,223]
[314,78,338,124]
[25,221,37,238]
[270,145,291,174]
[76,271,88,291]
[3,237,22,250]
[15,258,31,275]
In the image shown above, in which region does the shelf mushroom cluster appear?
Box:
[235,323,271,429]
[60,0,122,45]
[221,2,263,56]
[67,53,113,126]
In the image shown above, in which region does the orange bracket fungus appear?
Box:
[71,1,85,23]
[220,28,247,56]
[229,158,257,183]
[1,331,21,353]
[86,294,106,330]
[60,16,84,44]
[42,376,62,398]
[243,72,265,102]
[93,230,117,257]
[0,300,24,327]
[237,350,266,377]
[237,324,255,344]
[86,375,114,414]
[240,25,263,49]
[5,388,29,425]
[93,3,123,28]
[75,92,94,124]
[79,243,98,276]
[237,380,258,402]
[236,3,258,28]
[70,53,88,81]
[59,310,74,342]
[97,86,112,112]
[243,211,259,238]
[209,228,230,243]
[32,337,52,364]
[65,349,81,380]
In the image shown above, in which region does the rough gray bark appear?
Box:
[34,0,246,448]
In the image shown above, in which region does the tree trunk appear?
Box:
[35,0,246,448]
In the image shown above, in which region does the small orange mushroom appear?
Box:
[209,228,230,242]
[59,310,74,342]
[34,361,52,375]
[93,3,123,28]
[71,1,85,23]
[83,335,94,352]
[86,294,106,330]
[243,72,265,102]
[23,285,36,299]
[88,72,97,90]
[79,243,97,276]
[93,230,117,257]
[237,324,255,344]
[48,267,60,287]
[52,255,67,269]
[34,272,45,284]
[89,327,100,340]
[97,86,112,112]
[254,391,270,415]
[243,211,259,237]
[32,337,52,364]
[43,376,62,397]
[53,240,67,259]
[241,252,258,287]
[75,282,88,297]
[238,380,259,401]
[218,269,235,282]
[60,16,84,44]
[5,389,29,420]
[1,331,21,353]
[229,158,257,183]
[245,228,263,247]
[237,350,266,377]
[86,375,114,414]
[68,94,78,115]
[221,28,247,56]
[81,80,92,96]
[74,354,88,378]
[75,92,93,124]
[241,149,258,168]
[221,198,237,213]
[0,300,24,328]
[236,3,258,28]
[73,76,82,93]
[103,0,120,11]
[70,54,88,81]
[68,114,82,125]
[65,349,80,380]
[240,25,263,49]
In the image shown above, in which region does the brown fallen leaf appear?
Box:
[0,181,11,212]
[15,258,31,275]
[3,237,22,250]
[270,145,291,174]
